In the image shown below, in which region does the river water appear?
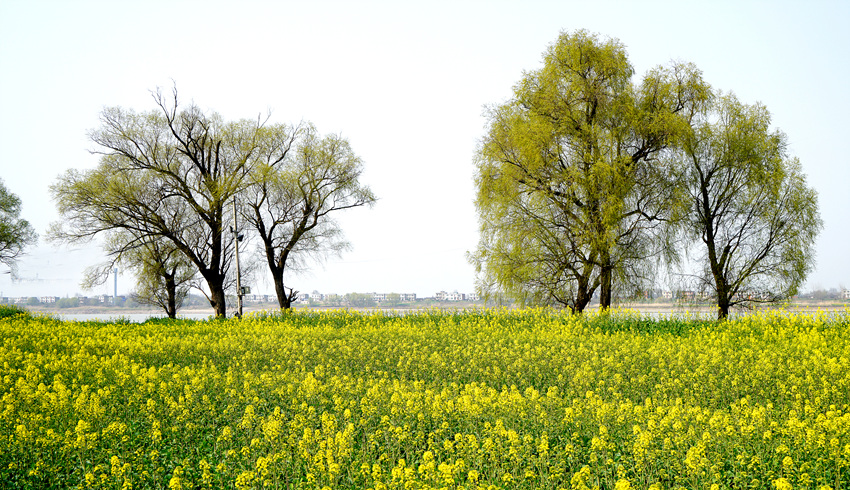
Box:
[43,304,847,323]
[56,312,217,322]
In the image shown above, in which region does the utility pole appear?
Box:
[232,199,243,319]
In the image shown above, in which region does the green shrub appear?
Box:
[0,303,30,320]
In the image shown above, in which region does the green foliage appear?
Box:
[0,178,37,275]
[50,88,375,316]
[244,123,376,309]
[55,297,79,309]
[678,93,823,319]
[344,292,375,308]
[472,30,818,319]
[385,292,402,306]
[472,30,710,312]
[126,237,195,318]
[0,303,29,320]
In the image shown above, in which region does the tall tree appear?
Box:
[470,102,602,311]
[50,88,264,317]
[244,123,376,309]
[472,30,709,311]
[678,93,822,319]
[0,178,37,276]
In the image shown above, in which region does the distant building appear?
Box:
[434,291,478,302]
[244,294,273,303]
[843,289,850,300]
[367,292,417,303]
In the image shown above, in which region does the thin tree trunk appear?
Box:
[267,244,292,310]
[716,287,731,320]
[165,274,177,319]
[709,248,731,321]
[698,170,730,322]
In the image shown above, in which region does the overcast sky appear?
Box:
[1,0,848,299]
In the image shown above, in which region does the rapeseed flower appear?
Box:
[1,308,848,488]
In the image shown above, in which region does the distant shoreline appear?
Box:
[17,300,848,319]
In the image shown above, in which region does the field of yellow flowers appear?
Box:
[1,307,848,489]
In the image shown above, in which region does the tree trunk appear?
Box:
[165,274,177,319]
[570,272,595,314]
[710,255,731,321]
[205,276,228,318]
[268,242,295,310]
[599,265,613,310]
[573,286,591,314]
[273,270,292,310]
[699,172,730,322]
[716,287,731,321]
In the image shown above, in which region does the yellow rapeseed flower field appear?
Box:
[1,308,848,489]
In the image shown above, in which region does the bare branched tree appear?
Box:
[50,88,266,317]
[243,123,376,309]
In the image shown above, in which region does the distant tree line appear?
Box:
[470,30,822,320]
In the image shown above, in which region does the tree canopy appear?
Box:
[51,89,256,317]
[243,123,376,309]
[0,178,37,276]
[50,88,373,316]
[471,30,710,312]
[677,93,822,319]
[104,234,195,318]
[472,30,818,316]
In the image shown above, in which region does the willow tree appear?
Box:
[678,93,821,319]
[51,88,264,317]
[243,123,376,309]
[76,231,196,318]
[129,238,195,318]
[471,98,602,311]
[472,30,710,311]
[0,179,37,276]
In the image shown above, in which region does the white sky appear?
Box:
[1,0,848,299]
